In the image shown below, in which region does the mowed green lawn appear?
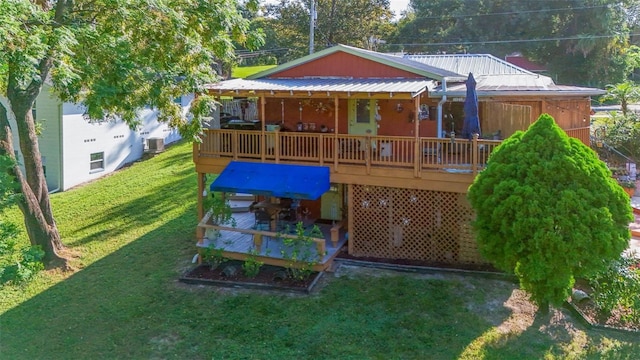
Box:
[0,141,638,359]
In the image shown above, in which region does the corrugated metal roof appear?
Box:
[404,54,534,76]
[431,74,605,97]
[206,78,437,95]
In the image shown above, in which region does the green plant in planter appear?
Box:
[242,250,263,278]
[204,193,237,227]
[203,193,236,241]
[280,222,322,280]
[201,246,228,270]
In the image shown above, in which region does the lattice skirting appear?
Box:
[350,184,486,265]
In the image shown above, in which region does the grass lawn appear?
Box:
[1,141,638,359]
[232,65,276,78]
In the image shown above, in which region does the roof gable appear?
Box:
[248,44,461,81]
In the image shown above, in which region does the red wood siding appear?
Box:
[269,52,423,79]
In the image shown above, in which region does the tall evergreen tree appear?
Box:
[468,114,632,312]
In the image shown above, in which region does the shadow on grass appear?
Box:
[0,223,515,360]
[467,303,640,358]
[0,243,521,360]
[49,142,199,248]
[0,212,200,359]
[64,174,198,247]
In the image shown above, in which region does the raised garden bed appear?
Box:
[180,260,323,293]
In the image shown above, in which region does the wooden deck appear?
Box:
[194,130,500,171]
[193,130,503,194]
[197,211,347,271]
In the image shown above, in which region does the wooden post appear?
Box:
[260,96,266,161]
[319,133,324,165]
[253,233,263,251]
[472,133,479,175]
[197,172,206,241]
[192,141,199,163]
[274,129,280,163]
[232,131,238,160]
[365,134,371,174]
[414,96,420,178]
[347,183,354,255]
[334,95,339,170]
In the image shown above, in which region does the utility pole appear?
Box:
[309,0,316,54]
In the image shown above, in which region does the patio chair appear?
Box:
[254,209,271,230]
[277,208,298,232]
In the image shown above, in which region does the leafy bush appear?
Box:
[279,222,322,280]
[201,246,228,269]
[242,250,263,278]
[588,254,640,324]
[203,191,237,227]
[0,221,45,286]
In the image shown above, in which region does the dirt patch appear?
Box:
[569,280,639,332]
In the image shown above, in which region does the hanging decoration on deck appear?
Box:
[300,99,334,116]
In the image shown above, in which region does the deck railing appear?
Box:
[564,126,590,145]
[197,129,502,174]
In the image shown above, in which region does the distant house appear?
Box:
[504,53,547,74]
[8,84,189,192]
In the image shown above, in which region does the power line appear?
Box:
[386,33,640,47]
[410,4,613,21]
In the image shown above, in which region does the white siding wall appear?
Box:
[36,85,63,191]
[8,91,191,192]
[59,95,191,190]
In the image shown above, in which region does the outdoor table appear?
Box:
[253,200,287,231]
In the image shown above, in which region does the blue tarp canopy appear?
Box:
[210,161,330,200]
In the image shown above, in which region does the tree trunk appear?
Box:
[538,300,550,315]
[0,96,69,269]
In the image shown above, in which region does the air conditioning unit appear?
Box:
[146,138,164,153]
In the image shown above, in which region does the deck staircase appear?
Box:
[590,137,634,169]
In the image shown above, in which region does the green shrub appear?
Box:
[201,246,228,269]
[279,222,322,280]
[588,254,640,324]
[0,221,45,286]
[242,250,263,278]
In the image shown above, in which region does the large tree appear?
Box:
[259,0,394,63]
[467,114,632,312]
[0,0,263,268]
[392,0,636,87]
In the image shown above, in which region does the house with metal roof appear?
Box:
[192,44,604,271]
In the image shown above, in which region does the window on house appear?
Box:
[90,152,104,171]
[356,99,370,123]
